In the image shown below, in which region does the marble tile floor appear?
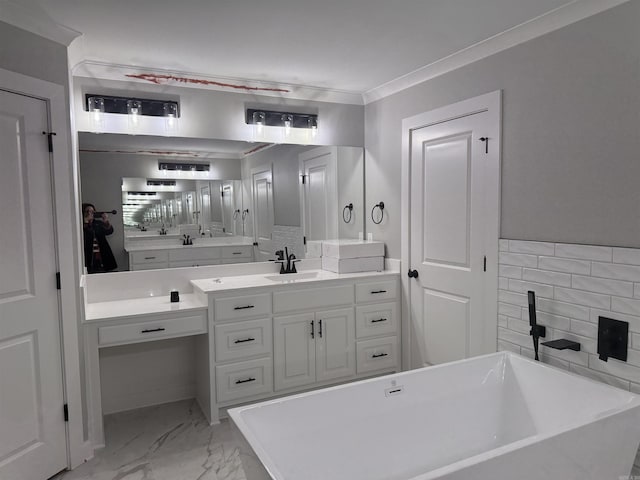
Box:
[53,400,247,480]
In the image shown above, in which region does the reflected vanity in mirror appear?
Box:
[79,132,364,272]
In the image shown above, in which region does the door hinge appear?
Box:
[303,236,307,245]
[63,404,69,422]
[301,174,306,184]
[56,271,61,290]
[42,131,57,153]
[484,256,487,272]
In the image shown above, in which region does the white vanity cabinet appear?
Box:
[273,307,355,391]
[129,244,254,270]
[205,273,400,421]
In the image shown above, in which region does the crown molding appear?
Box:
[72,61,364,106]
[363,0,630,104]
[0,0,81,46]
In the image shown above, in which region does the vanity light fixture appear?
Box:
[157,161,210,172]
[85,94,180,132]
[88,96,105,131]
[246,109,318,131]
[126,99,142,129]
[147,179,177,187]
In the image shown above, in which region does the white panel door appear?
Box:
[315,308,355,383]
[252,170,274,261]
[199,185,211,227]
[0,90,67,479]
[274,313,316,391]
[409,111,498,366]
[300,147,338,241]
[221,182,234,236]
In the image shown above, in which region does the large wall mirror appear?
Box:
[79,133,364,272]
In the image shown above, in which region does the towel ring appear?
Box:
[242,209,249,220]
[233,209,240,220]
[342,203,353,223]
[371,202,385,225]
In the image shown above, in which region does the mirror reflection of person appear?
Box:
[82,203,117,273]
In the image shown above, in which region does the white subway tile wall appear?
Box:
[498,240,640,472]
[271,225,304,259]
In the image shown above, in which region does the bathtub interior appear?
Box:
[232,353,639,480]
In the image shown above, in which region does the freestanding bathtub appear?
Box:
[229,352,640,480]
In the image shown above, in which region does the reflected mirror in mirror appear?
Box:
[79,133,364,272]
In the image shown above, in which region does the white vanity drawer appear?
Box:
[215,294,272,321]
[215,318,272,362]
[273,285,354,313]
[356,336,398,374]
[220,258,251,265]
[169,259,221,268]
[130,262,168,271]
[355,302,398,339]
[216,357,273,403]
[130,250,169,265]
[169,247,220,262]
[97,313,207,347]
[221,245,253,259]
[355,279,398,303]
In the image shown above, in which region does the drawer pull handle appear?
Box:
[144,256,156,260]
[235,377,256,384]
[371,318,387,323]
[370,290,387,294]
[234,337,256,344]
[232,252,243,255]
[233,305,255,310]
[141,327,165,333]
[372,352,388,358]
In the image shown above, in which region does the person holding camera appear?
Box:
[82,203,117,273]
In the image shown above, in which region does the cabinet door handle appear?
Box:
[310,320,315,339]
[370,290,387,294]
[235,377,256,384]
[144,256,156,260]
[372,352,388,358]
[318,319,323,338]
[371,318,387,323]
[234,305,255,310]
[234,337,255,344]
[141,327,165,333]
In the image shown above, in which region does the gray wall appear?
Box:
[0,21,69,86]
[365,2,640,258]
[80,152,242,270]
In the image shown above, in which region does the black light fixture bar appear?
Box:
[246,108,318,129]
[158,161,210,172]
[85,94,180,117]
[147,179,177,186]
[127,191,157,196]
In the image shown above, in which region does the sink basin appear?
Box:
[264,272,319,283]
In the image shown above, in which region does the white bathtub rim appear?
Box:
[229,351,640,480]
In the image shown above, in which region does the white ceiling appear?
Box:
[31,0,579,93]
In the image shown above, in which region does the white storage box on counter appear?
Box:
[322,255,384,274]
[321,239,385,274]
[322,239,384,258]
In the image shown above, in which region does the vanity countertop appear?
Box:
[85,293,208,322]
[124,237,254,252]
[191,268,400,294]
